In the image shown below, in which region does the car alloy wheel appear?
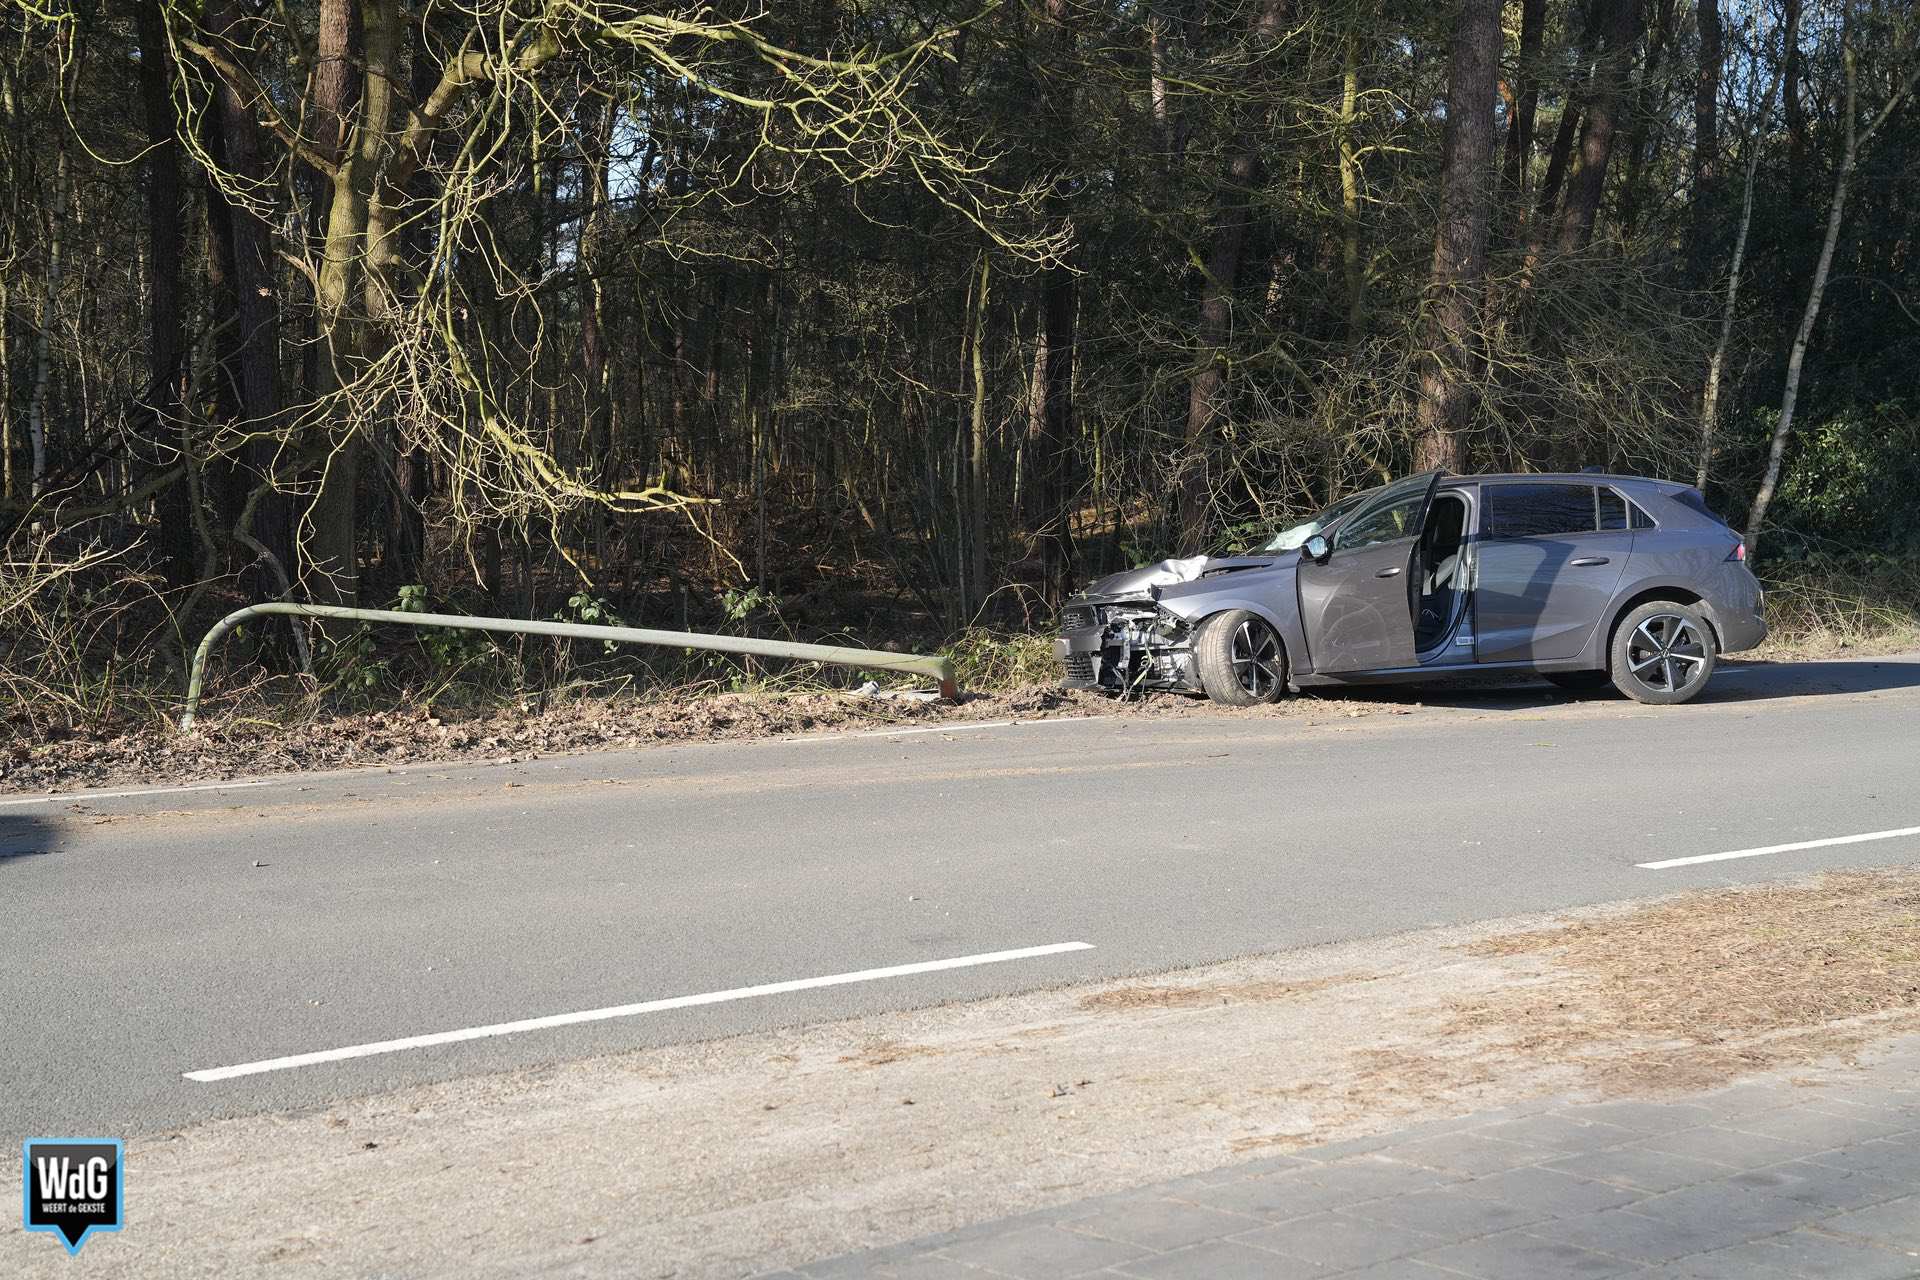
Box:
[1195,608,1288,706]
[1625,612,1707,695]
[1230,617,1284,699]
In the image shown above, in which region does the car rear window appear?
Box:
[1484,483,1598,538]
[1673,489,1732,527]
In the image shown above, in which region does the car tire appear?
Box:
[1194,609,1288,707]
[1543,670,1613,694]
[1609,601,1718,705]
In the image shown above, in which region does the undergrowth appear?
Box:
[7,537,1920,739]
[1757,553,1920,655]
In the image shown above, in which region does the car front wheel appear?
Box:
[1194,609,1288,706]
[1610,602,1718,705]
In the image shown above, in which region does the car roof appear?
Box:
[1439,472,1686,491]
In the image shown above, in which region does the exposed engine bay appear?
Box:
[1057,598,1202,695]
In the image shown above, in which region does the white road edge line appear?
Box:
[1639,825,1920,870]
[0,779,275,807]
[183,941,1097,1083]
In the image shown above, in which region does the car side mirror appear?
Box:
[1301,534,1331,564]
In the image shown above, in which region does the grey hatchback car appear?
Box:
[1057,471,1767,706]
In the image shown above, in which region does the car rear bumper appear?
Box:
[1709,600,1768,654]
[1706,568,1768,654]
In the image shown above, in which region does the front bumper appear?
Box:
[1055,600,1200,693]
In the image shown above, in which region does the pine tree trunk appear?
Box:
[1689,0,1723,278]
[1501,0,1547,205]
[1180,0,1289,552]
[1414,0,1501,472]
[1555,0,1646,253]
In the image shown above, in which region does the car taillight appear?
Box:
[1726,542,1747,562]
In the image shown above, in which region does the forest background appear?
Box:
[4,0,1919,732]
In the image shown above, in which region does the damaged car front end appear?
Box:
[1056,556,1279,696]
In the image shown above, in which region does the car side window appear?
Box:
[1484,484,1597,539]
[1628,501,1656,529]
[1334,495,1424,550]
[1598,488,1627,531]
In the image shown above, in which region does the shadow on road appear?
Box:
[0,815,57,867]
[1698,656,1920,703]
[1308,655,1920,712]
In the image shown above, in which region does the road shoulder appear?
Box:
[6,868,1916,1278]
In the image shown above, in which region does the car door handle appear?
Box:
[1570,556,1610,567]
[1375,567,1402,578]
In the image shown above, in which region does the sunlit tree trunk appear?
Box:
[1695,25,1780,490]
[967,253,991,617]
[1337,25,1367,343]
[1746,27,1920,556]
[136,0,192,588]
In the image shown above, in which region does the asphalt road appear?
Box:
[4,656,1918,1144]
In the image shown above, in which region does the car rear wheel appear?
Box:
[1194,610,1288,707]
[1610,602,1718,705]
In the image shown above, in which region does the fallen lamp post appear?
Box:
[180,602,958,730]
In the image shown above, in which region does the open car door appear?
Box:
[1296,471,1442,674]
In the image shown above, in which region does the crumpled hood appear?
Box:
[1081,554,1277,600]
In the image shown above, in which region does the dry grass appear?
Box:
[1758,554,1920,657]
[1452,869,1920,1093]
[1078,976,1362,1011]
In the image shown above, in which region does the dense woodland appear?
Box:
[3,0,1919,712]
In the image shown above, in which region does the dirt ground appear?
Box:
[0,679,1414,796]
[8,868,1916,1279]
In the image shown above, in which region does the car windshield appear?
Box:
[1258,490,1373,551]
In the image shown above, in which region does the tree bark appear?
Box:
[967,253,991,617]
[1555,0,1646,253]
[1500,0,1547,206]
[27,143,65,502]
[1783,0,1806,202]
[1337,25,1368,342]
[1616,0,1674,240]
[1688,0,1723,278]
[1414,0,1501,473]
[579,93,614,478]
[306,0,401,606]
[1028,0,1080,597]
[199,0,292,585]
[1178,0,1289,552]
